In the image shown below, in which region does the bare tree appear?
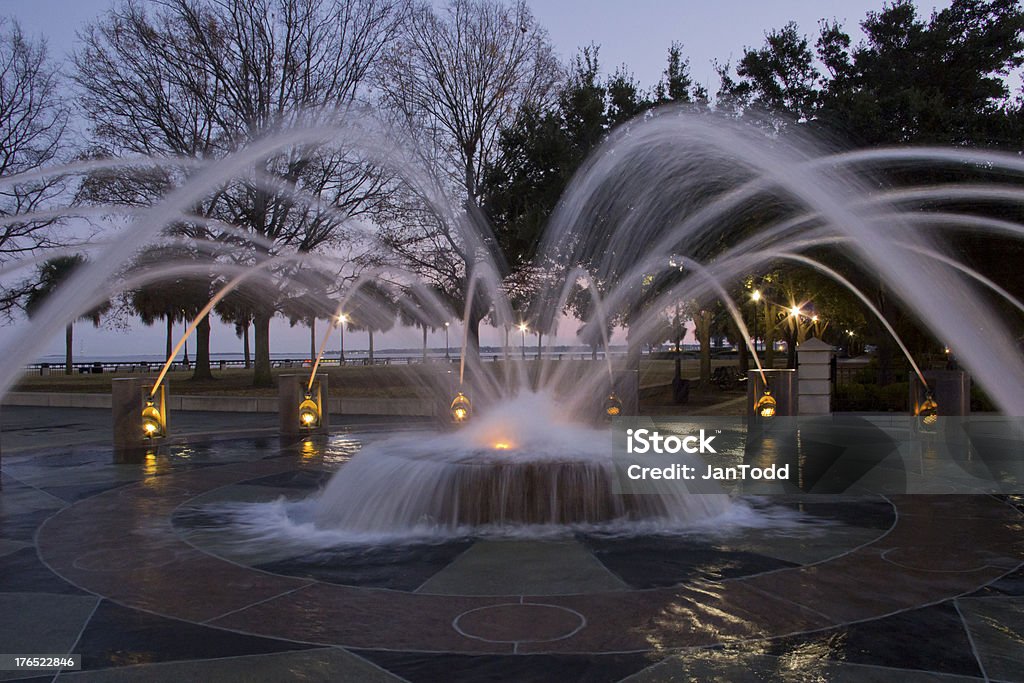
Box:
[376,0,559,355]
[0,18,69,314]
[75,0,407,385]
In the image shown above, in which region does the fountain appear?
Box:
[312,392,730,532]
[2,107,1024,535]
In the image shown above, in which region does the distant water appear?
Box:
[31,345,678,365]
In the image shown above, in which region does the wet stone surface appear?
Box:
[1,427,1022,681]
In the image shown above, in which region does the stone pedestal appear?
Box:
[910,370,970,416]
[113,377,167,458]
[797,337,835,415]
[747,369,797,419]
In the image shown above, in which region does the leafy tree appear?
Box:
[735,22,819,123]
[816,0,1024,145]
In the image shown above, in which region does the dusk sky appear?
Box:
[0,0,955,360]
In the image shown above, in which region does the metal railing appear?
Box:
[22,351,646,376]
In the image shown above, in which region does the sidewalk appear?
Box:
[0,406,432,454]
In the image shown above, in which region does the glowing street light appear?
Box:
[751,289,762,352]
[444,321,450,360]
[337,313,347,364]
[790,305,802,318]
[518,322,528,359]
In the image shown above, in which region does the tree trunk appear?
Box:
[762,307,776,368]
[537,332,542,360]
[875,286,895,385]
[165,315,173,363]
[368,330,374,363]
[787,326,798,369]
[65,322,73,375]
[243,322,251,369]
[309,318,316,362]
[191,312,214,380]
[738,337,749,376]
[695,310,712,388]
[422,325,428,361]
[253,312,272,387]
[464,310,484,388]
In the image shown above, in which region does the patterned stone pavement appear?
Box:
[1,419,1023,682]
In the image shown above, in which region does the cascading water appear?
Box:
[3,108,1024,538]
[312,392,731,533]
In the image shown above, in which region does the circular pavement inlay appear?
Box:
[881,547,990,572]
[453,603,586,643]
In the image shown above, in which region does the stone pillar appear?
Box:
[113,377,167,457]
[910,370,970,416]
[797,337,834,415]
[747,369,797,419]
[280,374,330,436]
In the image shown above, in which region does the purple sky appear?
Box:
[0,0,953,359]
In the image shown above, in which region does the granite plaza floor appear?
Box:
[0,407,1023,682]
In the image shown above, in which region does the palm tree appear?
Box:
[125,246,214,380]
[346,282,396,364]
[215,287,256,369]
[398,286,450,361]
[24,255,110,374]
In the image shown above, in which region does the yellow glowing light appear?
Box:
[298,394,320,429]
[812,315,819,322]
[752,289,761,302]
[517,322,528,332]
[338,313,348,324]
[450,392,471,423]
[790,306,801,318]
[604,392,623,417]
[493,442,511,450]
[141,400,164,439]
[754,390,777,419]
[918,393,939,426]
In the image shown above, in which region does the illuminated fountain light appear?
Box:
[298,393,321,430]
[141,398,165,439]
[451,392,471,423]
[917,392,939,426]
[754,390,777,419]
[603,392,623,418]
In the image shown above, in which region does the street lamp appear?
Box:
[518,322,528,359]
[444,321,450,360]
[337,313,347,364]
[751,289,761,352]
